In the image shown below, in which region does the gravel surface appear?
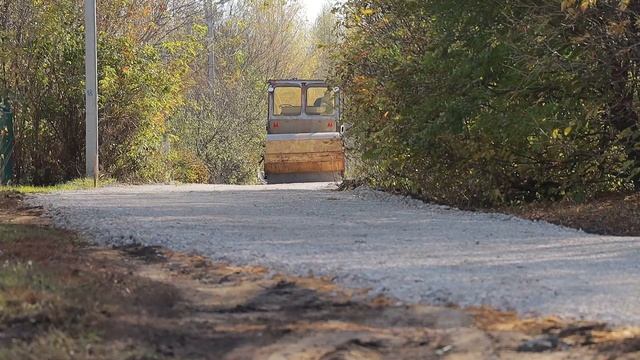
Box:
[31,183,640,325]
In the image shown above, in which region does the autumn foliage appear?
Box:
[335,0,640,206]
[0,0,331,185]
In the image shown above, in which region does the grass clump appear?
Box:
[0,261,60,323]
[0,330,166,360]
[0,224,63,243]
[0,178,115,194]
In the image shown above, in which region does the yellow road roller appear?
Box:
[264,79,344,183]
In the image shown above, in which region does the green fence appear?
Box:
[0,101,14,185]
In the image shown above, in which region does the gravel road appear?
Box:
[31,183,640,325]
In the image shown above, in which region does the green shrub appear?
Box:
[335,0,639,207]
[170,149,210,184]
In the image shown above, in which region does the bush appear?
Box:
[0,0,201,185]
[335,0,639,207]
[170,149,210,184]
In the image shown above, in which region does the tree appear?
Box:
[171,0,313,184]
[0,0,334,185]
[0,0,202,184]
[308,3,342,79]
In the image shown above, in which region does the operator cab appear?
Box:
[267,80,340,134]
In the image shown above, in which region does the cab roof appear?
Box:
[268,79,329,86]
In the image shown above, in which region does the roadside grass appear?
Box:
[0,261,61,324]
[0,178,115,194]
[503,192,640,236]
[0,208,98,359]
[0,224,65,243]
[0,224,74,329]
[0,320,163,359]
[0,330,165,360]
[0,219,164,360]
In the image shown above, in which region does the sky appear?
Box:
[300,0,332,24]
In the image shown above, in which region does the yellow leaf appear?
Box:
[561,0,576,11]
[620,0,630,11]
[360,8,375,16]
[608,20,630,36]
[580,0,597,11]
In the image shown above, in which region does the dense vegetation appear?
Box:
[335,0,640,206]
[0,0,334,185]
[3,0,637,208]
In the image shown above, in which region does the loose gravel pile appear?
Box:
[30,183,640,325]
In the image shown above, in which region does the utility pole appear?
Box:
[84,0,99,185]
[205,0,216,87]
[205,0,231,88]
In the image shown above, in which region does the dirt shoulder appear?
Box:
[1,192,639,359]
[503,192,640,236]
[343,180,640,237]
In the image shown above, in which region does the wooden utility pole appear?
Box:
[84,0,99,185]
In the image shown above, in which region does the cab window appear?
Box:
[273,86,302,116]
[306,87,336,116]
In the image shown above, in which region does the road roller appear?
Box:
[264,79,344,183]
